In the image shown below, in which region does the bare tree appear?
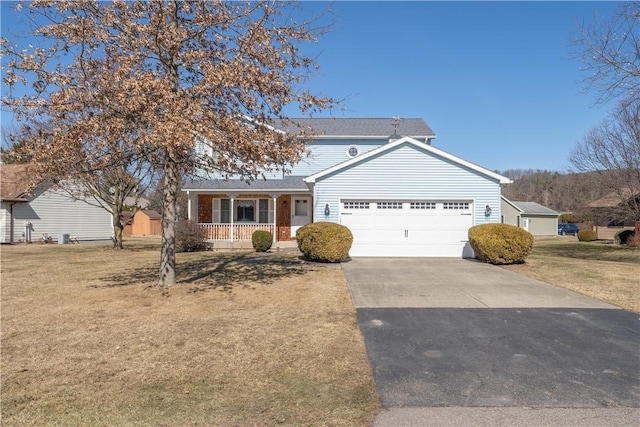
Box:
[570,97,640,225]
[2,1,334,286]
[573,2,640,104]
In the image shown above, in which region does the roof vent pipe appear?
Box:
[388,116,403,143]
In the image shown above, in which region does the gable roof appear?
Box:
[275,118,436,140]
[124,196,150,209]
[305,136,512,185]
[502,196,559,216]
[0,164,38,202]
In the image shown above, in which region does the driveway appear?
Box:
[343,258,640,426]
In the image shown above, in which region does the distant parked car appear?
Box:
[558,223,579,236]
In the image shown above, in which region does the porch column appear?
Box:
[228,194,236,242]
[270,193,279,244]
[186,191,192,221]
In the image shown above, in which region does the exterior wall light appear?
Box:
[324,203,330,216]
[485,204,492,217]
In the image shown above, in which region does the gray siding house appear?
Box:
[501,196,560,236]
[183,118,512,257]
[0,164,113,243]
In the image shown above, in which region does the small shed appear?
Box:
[501,197,559,236]
[126,210,162,236]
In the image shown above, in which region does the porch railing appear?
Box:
[197,223,276,241]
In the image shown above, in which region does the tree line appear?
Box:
[500,169,622,214]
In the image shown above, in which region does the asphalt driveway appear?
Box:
[342,258,640,426]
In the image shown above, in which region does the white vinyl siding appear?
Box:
[0,203,11,243]
[201,139,387,181]
[311,143,502,226]
[10,186,113,242]
[291,139,384,176]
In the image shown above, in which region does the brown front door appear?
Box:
[276,195,291,241]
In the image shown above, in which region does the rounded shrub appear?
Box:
[252,230,273,252]
[297,222,353,262]
[468,223,534,265]
[614,229,635,245]
[577,229,597,242]
[175,220,209,252]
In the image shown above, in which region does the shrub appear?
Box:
[252,230,273,252]
[297,222,353,262]
[468,223,534,265]
[614,229,635,245]
[175,220,209,252]
[628,233,640,248]
[577,229,597,242]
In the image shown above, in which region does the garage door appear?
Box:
[340,200,474,257]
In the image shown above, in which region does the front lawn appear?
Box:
[1,239,379,426]
[502,237,640,313]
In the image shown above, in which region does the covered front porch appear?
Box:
[183,177,314,243]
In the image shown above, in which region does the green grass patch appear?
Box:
[502,238,639,313]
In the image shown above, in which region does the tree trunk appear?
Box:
[113,217,124,249]
[112,193,124,249]
[158,152,179,287]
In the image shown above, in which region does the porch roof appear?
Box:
[182,175,310,193]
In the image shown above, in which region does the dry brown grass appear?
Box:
[502,237,640,313]
[1,238,379,426]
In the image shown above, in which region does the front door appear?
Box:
[291,196,311,236]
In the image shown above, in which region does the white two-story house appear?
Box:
[182,118,511,257]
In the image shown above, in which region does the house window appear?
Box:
[236,200,255,222]
[410,202,436,210]
[213,198,273,223]
[377,202,403,209]
[259,199,269,223]
[346,145,359,158]
[220,199,230,223]
[343,201,370,209]
[295,199,307,216]
[443,202,470,210]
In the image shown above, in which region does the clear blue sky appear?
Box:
[283,1,621,173]
[1,1,621,173]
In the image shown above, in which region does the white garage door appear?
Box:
[340,200,474,257]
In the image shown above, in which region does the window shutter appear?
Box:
[220,199,230,223]
[259,199,269,223]
[212,199,221,223]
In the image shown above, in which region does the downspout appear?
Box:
[9,202,14,243]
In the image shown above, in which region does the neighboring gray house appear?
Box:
[183,118,512,258]
[0,164,113,243]
[501,196,560,236]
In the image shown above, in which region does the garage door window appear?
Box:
[344,201,370,209]
[443,202,470,210]
[377,202,403,209]
[410,202,436,209]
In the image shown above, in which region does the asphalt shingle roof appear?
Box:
[510,201,559,216]
[183,175,309,192]
[274,118,435,138]
[0,164,36,202]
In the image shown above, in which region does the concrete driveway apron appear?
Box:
[342,258,640,426]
